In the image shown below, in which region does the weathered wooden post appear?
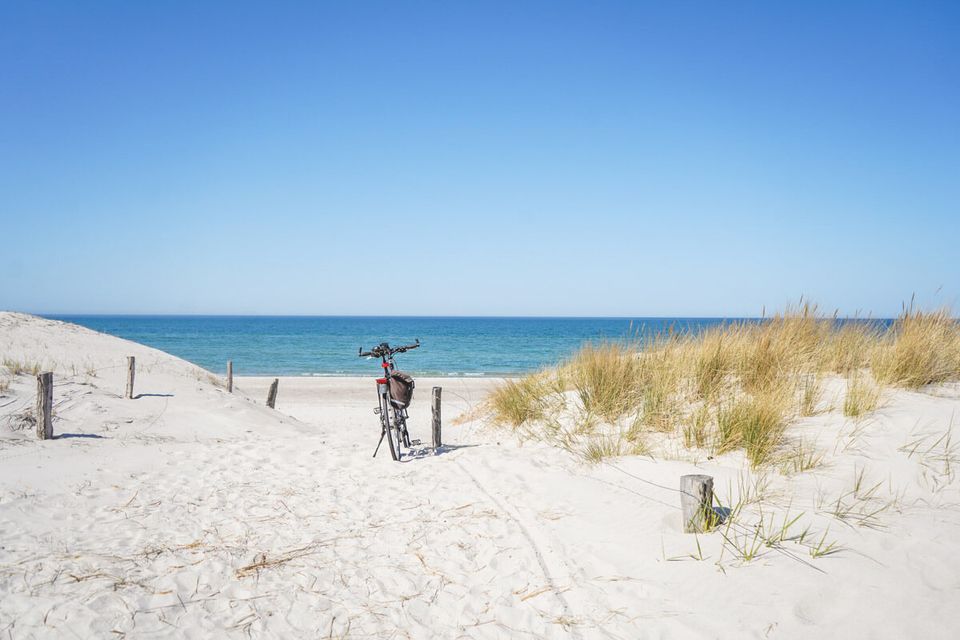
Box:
[227,360,233,393]
[125,356,136,399]
[680,474,714,533]
[266,378,278,408]
[431,386,442,450]
[36,371,53,440]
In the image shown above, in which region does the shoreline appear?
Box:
[230,371,522,378]
[232,375,505,425]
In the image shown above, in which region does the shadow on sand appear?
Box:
[400,443,478,462]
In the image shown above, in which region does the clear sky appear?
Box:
[1,1,957,317]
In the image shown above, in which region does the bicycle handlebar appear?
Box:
[358,339,420,358]
[393,340,421,353]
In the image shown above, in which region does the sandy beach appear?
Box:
[2,312,960,638]
[5,1,958,635]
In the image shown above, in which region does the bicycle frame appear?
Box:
[361,341,418,460]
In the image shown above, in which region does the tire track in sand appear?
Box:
[454,459,584,639]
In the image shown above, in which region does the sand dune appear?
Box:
[2,312,960,638]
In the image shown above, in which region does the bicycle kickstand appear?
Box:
[372,429,386,458]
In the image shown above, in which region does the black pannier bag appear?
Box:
[389,372,415,409]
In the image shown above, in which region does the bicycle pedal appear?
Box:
[373,407,381,415]
[409,439,422,446]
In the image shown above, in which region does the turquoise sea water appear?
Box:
[45,316,888,377]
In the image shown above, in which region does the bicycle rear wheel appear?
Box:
[385,401,402,462]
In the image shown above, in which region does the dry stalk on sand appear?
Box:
[2,407,36,432]
[235,536,353,579]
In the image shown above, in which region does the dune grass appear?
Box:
[3,358,42,376]
[489,373,556,427]
[717,390,790,467]
[798,374,823,416]
[488,301,960,468]
[570,343,642,422]
[843,372,882,418]
[872,307,960,388]
[580,433,650,464]
[778,439,825,475]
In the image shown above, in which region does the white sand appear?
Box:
[2,312,960,638]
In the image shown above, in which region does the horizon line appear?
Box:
[32,312,896,321]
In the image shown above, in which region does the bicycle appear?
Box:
[358,339,420,461]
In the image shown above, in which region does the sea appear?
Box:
[44,316,884,377]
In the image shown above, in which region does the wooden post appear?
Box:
[125,356,136,399]
[36,372,53,440]
[266,378,278,408]
[680,474,714,533]
[431,386,442,450]
[227,360,233,393]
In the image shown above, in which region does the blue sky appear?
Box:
[1,1,957,317]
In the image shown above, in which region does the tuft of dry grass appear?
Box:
[489,374,554,427]
[778,439,825,474]
[580,433,650,463]
[636,342,683,432]
[692,331,729,399]
[843,372,882,418]
[716,389,790,467]
[899,422,957,491]
[818,466,892,529]
[683,404,712,449]
[3,358,42,376]
[798,374,823,416]
[822,322,878,373]
[873,307,960,388]
[569,342,641,422]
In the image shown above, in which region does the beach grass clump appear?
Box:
[736,304,833,387]
[778,439,825,474]
[580,433,650,463]
[872,307,960,389]
[843,372,882,418]
[683,404,712,449]
[568,342,642,422]
[3,358,42,376]
[489,373,555,427]
[716,391,789,467]
[818,466,891,529]
[734,331,783,394]
[637,343,683,432]
[821,322,879,374]
[691,330,730,399]
[808,530,843,558]
[898,424,957,490]
[798,373,823,416]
